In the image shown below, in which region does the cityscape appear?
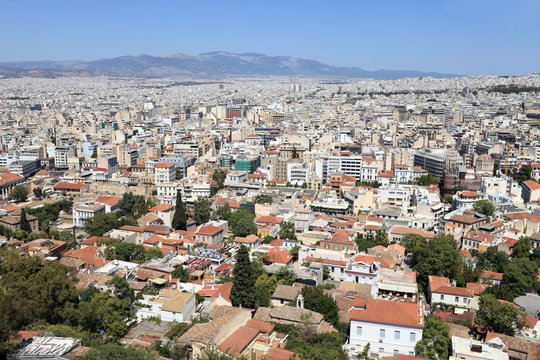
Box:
[1,1,540,360]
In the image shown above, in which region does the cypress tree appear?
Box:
[230,245,257,308]
[171,190,187,231]
[20,208,31,233]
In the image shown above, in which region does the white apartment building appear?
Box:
[287,161,311,185]
[73,202,105,228]
[344,255,380,286]
[349,298,424,357]
[155,163,176,184]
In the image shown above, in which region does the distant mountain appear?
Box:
[0,52,460,79]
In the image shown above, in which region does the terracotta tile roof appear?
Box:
[53,182,84,190]
[480,270,503,281]
[245,319,274,333]
[155,162,175,168]
[466,282,489,295]
[196,225,223,236]
[433,285,473,297]
[463,231,496,244]
[234,234,259,244]
[256,216,284,224]
[428,275,450,291]
[265,347,299,360]
[350,298,424,328]
[391,226,435,239]
[265,248,293,265]
[0,173,23,187]
[95,196,122,207]
[524,179,540,191]
[149,203,175,212]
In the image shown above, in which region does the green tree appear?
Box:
[301,286,339,325]
[33,187,43,199]
[19,208,32,233]
[106,242,149,263]
[230,245,257,308]
[8,185,28,203]
[512,236,531,259]
[375,229,388,246]
[105,275,134,300]
[415,313,451,360]
[275,266,297,285]
[171,190,187,231]
[289,245,301,262]
[531,247,540,267]
[491,258,538,300]
[355,233,376,251]
[402,234,465,293]
[85,213,120,237]
[255,273,279,307]
[193,197,212,225]
[414,174,440,186]
[477,247,509,273]
[475,293,526,336]
[214,203,231,221]
[517,164,532,183]
[172,266,190,283]
[212,170,227,189]
[279,221,297,240]
[147,247,163,259]
[229,207,257,237]
[473,199,495,217]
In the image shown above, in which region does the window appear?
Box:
[409,352,415,356]
[440,294,444,300]
[380,329,386,339]
[394,350,399,355]
[463,297,468,303]
[394,330,400,340]
[325,243,329,249]
[410,332,416,342]
[455,296,459,302]
[334,245,338,250]
[379,348,384,354]
[356,326,362,336]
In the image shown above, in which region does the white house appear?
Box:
[345,255,380,286]
[349,298,424,358]
[135,289,196,322]
[73,202,105,228]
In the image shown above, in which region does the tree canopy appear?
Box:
[193,197,212,225]
[8,185,28,203]
[473,199,495,217]
[414,173,440,186]
[171,190,187,231]
[415,313,451,360]
[475,293,526,336]
[279,221,297,240]
[301,286,339,326]
[230,245,257,308]
[229,207,257,237]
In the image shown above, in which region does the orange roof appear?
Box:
[0,173,23,187]
[256,216,284,224]
[234,234,259,244]
[428,275,450,292]
[266,248,293,265]
[95,196,122,207]
[265,348,299,360]
[433,285,473,297]
[155,163,175,168]
[149,203,175,212]
[480,270,503,281]
[524,180,540,191]
[196,225,223,236]
[466,282,489,296]
[350,298,424,328]
[463,231,496,244]
[54,182,84,190]
[461,191,482,198]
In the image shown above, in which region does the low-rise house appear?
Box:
[479,270,503,285]
[451,336,509,360]
[345,255,380,286]
[95,196,122,212]
[349,298,424,357]
[73,202,105,228]
[135,289,196,322]
[320,229,356,252]
[195,225,224,246]
[0,209,39,233]
[461,231,496,252]
[234,234,260,250]
[271,284,302,306]
[148,203,175,228]
[428,275,474,309]
[522,180,540,203]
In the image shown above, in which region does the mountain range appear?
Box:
[0,51,460,79]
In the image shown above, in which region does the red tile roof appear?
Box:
[53,182,85,190]
[524,180,540,191]
[350,298,424,328]
[196,225,223,236]
[149,203,175,212]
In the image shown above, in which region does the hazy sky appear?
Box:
[1,0,539,75]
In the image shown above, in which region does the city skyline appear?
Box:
[2,0,539,75]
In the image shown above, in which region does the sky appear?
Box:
[1,0,539,75]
